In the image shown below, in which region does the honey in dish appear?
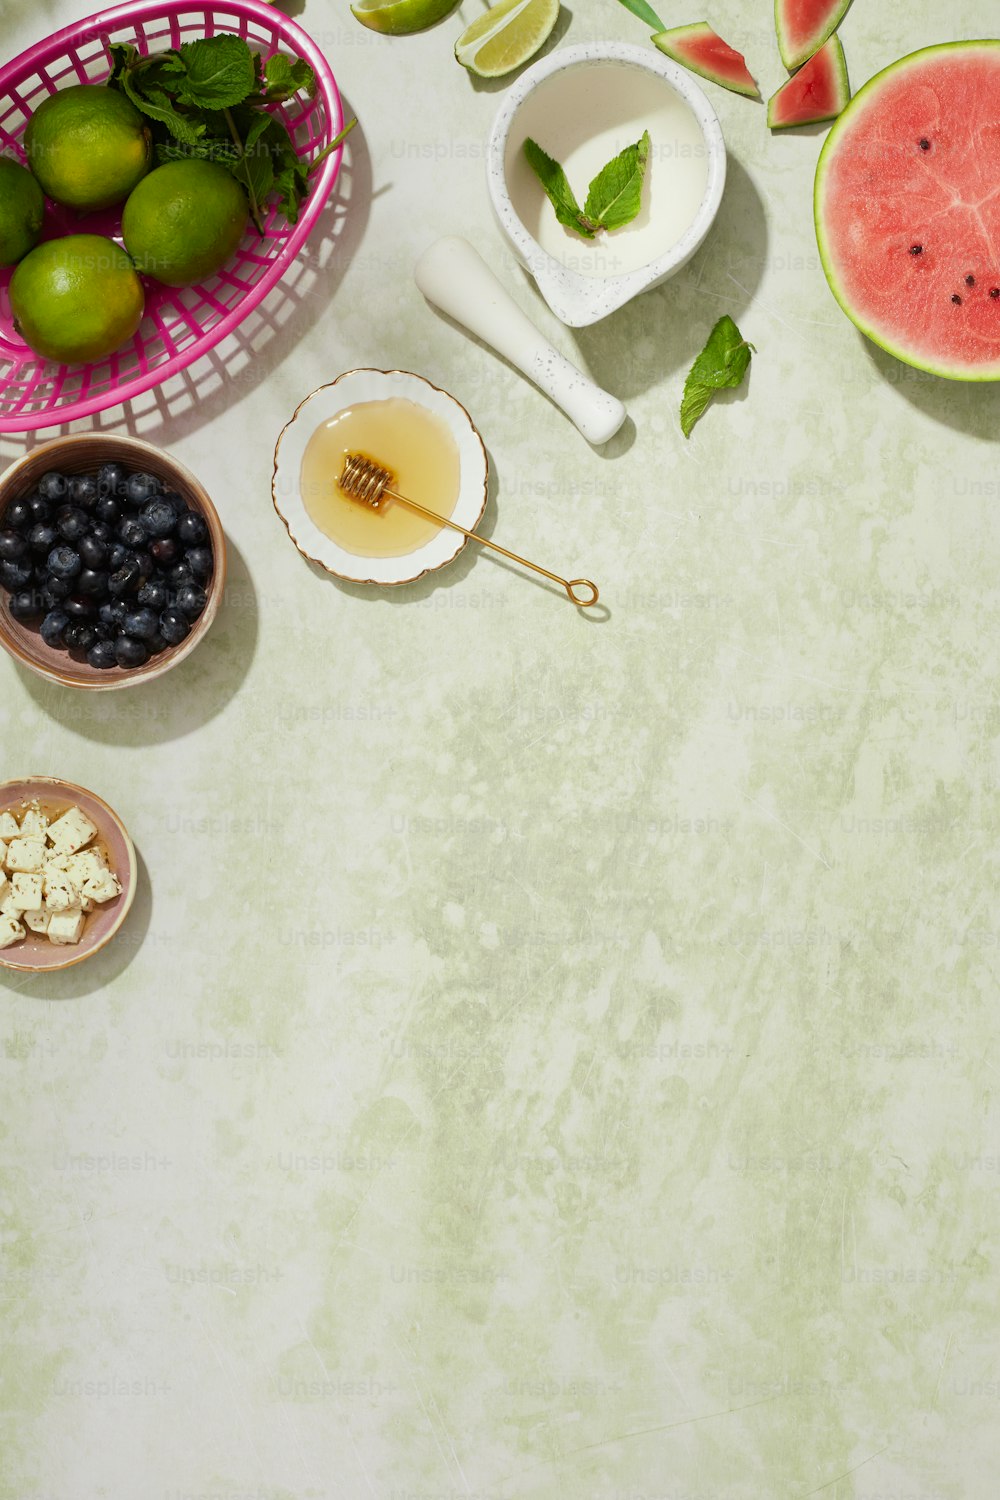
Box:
[300,397,461,558]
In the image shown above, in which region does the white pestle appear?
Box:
[414,236,627,447]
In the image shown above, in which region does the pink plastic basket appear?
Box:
[0,0,345,433]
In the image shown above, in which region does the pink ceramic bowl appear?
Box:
[0,777,137,972]
[0,433,226,691]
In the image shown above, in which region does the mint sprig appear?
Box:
[680,316,755,438]
[106,36,354,229]
[614,0,667,30]
[523,131,651,239]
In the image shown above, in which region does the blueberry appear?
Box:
[42,579,72,608]
[9,589,41,620]
[63,594,96,620]
[184,545,213,582]
[108,560,141,595]
[137,578,168,610]
[28,522,58,555]
[28,494,51,524]
[99,598,127,627]
[95,496,121,525]
[0,528,28,560]
[169,562,195,589]
[2,498,32,530]
[125,473,161,506]
[118,517,148,548]
[38,471,68,502]
[87,639,118,669]
[78,534,107,570]
[121,605,159,640]
[40,608,71,647]
[47,544,82,580]
[175,509,207,546]
[90,520,113,545]
[149,537,179,567]
[108,541,127,571]
[1,558,34,589]
[63,622,97,651]
[56,506,89,542]
[146,630,167,655]
[141,499,176,538]
[134,550,154,579]
[114,635,149,668]
[159,607,190,645]
[97,462,126,498]
[76,568,108,597]
[93,618,115,642]
[69,474,98,509]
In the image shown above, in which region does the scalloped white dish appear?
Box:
[271,369,490,587]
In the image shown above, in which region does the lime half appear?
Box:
[455,0,560,77]
[351,0,459,34]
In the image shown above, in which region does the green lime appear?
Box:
[0,157,44,267]
[455,0,560,76]
[24,84,151,212]
[10,235,145,364]
[351,0,459,35]
[122,160,249,287]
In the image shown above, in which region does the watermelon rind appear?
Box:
[775,0,854,72]
[767,34,849,130]
[652,23,760,100]
[814,40,1000,381]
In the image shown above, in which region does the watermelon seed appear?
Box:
[966,274,975,286]
[991,289,1000,300]
[909,244,923,255]
[951,294,962,305]
[919,138,931,151]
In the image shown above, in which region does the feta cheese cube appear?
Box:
[81,870,121,905]
[5,837,46,873]
[23,909,51,935]
[64,849,107,886]
[47,908,85,945]
[0,893,20,919]
[0,914,24,948]
[43,871,78,912]
[0,812,20,840]
[47,807,97,857]
[10,873,43,912]
[0,869,7,901]
[19,805,48,839]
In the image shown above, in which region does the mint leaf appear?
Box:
[175,36,257,108]
[583,130,650,233]
[523,138,593,238]
[116,67,205,144]
[680,315,755,438]
[615,0,667,29]
[264,53,316,102]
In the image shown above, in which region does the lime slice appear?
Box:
[455,0,560,77]
[351,0,458,35]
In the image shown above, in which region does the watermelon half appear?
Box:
[816,41,1000,380]
[775,0,854,72]
[768,34,849,129]
[652,23,760,100]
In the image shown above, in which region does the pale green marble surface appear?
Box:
[2,1,999,1496]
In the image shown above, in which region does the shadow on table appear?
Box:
[17,538,258,746]
[863,338,1000,438]
[0,845,152,1001]
[1,101,371,453]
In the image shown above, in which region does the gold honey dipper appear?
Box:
[338,454,600,608]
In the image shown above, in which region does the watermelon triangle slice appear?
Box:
[768,34,850,129]
[775,0,854,72]
[652,23,760,100]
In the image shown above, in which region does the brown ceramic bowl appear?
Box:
[0,777,137,973]
[0,435,226,690]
